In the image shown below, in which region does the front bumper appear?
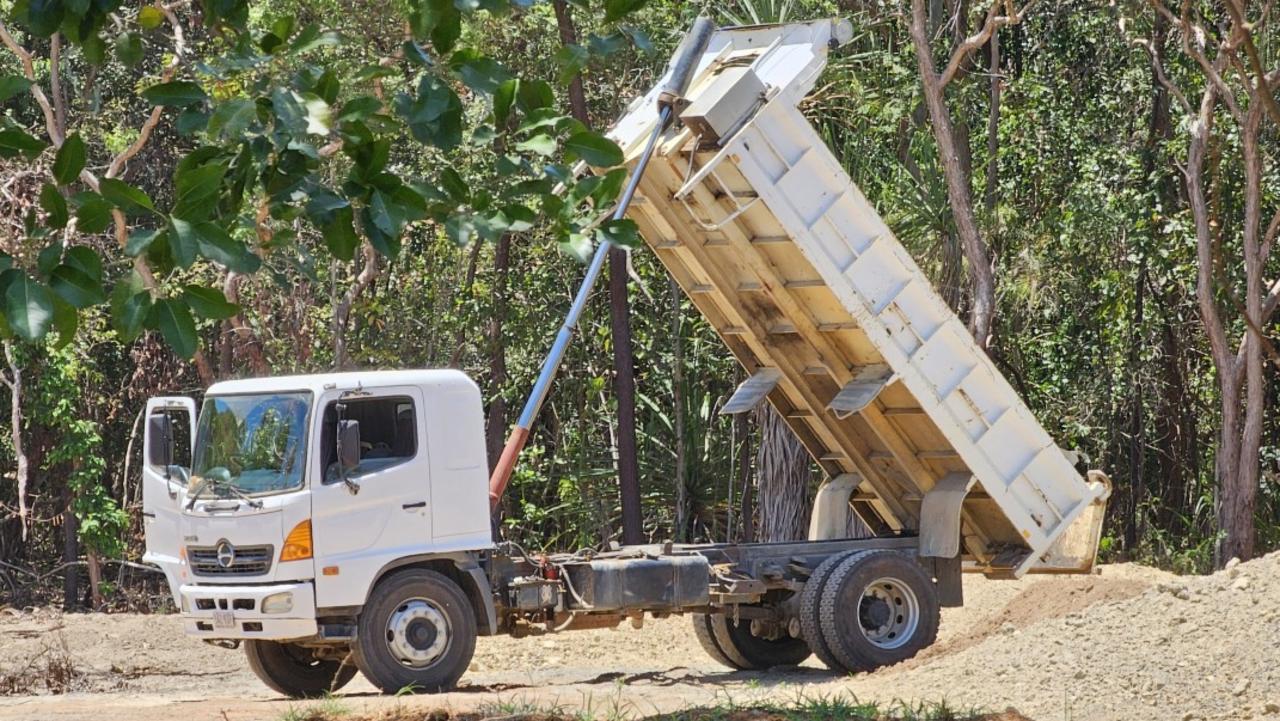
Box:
[179,581,318,641]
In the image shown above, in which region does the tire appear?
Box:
[244,640,357,698]
[817,550,939,673]
[691,613,738,668]
[352,568,477,694]
[691,612,810,669]
[798,549,869,672]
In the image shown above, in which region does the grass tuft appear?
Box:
[280,693,1032,721]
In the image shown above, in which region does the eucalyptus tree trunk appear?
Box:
[754,405,812,542]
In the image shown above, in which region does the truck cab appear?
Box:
[142,370,494,693]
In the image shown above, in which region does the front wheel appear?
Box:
[353,568,477,694]
[244,640,356,698]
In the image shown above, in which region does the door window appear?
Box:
[322,396,417,483]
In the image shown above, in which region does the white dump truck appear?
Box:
[141,17,1111,698]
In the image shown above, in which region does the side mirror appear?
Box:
[147,414,174,468]
[337,419,361,471]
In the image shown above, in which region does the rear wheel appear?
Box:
[798,549,867,672]
[353,568,477,694]
[244,640,356,698]
[690,612,810,670]
[816,550,939,673]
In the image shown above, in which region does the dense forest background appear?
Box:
[0,0,1278,610]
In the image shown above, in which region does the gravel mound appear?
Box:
[843,554,1280,721]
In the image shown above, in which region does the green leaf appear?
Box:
[3,271,54,341]
[603,0,649,23]
[169,217,258,272]
[182,285,239,319]
[596,217,640,248]
[302,94,332,135]
[115,31,144,66]
[99,178,156,214]
[207,98,258,139]
[53,134,86,185]
[37,243,62,277]
[516,79,554,112]
[289,25,341,54]
[0,75,32,103]
[73,192,113,233]
[0,129,49,160]
[439,167,469,202]
[494,79,517,129]
[80,33,107,65]
[395,76,463,150]
[320,205,358,261]
[171,160,227,220]
[142,80,208,107]
[26,0,65,37]
[564,131,623,167]
[515,133,557,157]
[166,217,199,268]
[125,228,162,256]
[431,4,461,54]
[40,183,68,229]
[148,297,198,358]
[64,246,101,282]
[50,264,106,308]
[559,232,592,262]
[137,5,165,29]
[50,297,77,349]
[449,49,513,94]
[109,275,151,343]
[554,44,588,86]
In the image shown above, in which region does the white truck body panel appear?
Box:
[609,21,1110,577]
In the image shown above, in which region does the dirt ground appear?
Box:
[1,555,1278,721]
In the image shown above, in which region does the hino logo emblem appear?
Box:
[215,541,236,568]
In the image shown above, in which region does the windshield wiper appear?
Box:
[185,476,264,510]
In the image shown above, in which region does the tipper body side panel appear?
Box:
[609,20,1110,577]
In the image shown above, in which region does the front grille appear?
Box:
[188,544,274,577]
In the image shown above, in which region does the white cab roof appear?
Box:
[205,369,478,397]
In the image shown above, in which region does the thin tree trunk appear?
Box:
[61,485,78,611]
[984,27,1000,212]
[554,0,642,544]
[908,0,999,350]
[485,234,512,472]
[1,342,27,540]
[333,242,381,370]
[670,277,689,542]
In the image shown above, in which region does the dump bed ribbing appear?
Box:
[607,20,1110,577]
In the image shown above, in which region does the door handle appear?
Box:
[402,501,426,510]
[141,511,156,519]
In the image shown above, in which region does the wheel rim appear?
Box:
[385,597,451,668]
[857,576,919,650]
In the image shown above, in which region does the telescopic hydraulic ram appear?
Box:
[487,15,716,511]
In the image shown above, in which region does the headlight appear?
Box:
[261,592,293,614]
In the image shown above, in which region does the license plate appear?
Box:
[212,610,235,629]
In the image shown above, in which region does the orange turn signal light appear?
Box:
[280,520,313,562]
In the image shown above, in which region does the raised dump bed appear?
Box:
[608,20,1111,577]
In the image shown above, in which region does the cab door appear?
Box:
[310,387,432,607]
[141,396,196,597]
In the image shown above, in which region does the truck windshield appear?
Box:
[191,393,311,496]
